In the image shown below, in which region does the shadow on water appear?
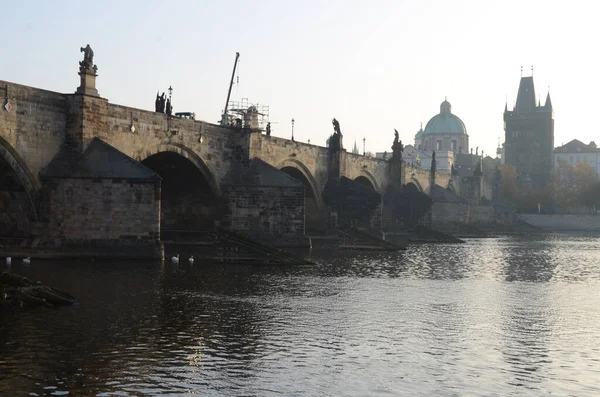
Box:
[0,260,273,395]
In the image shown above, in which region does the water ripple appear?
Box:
[2,234,600,395]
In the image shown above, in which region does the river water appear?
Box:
[2,234,600,396]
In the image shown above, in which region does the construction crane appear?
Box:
[220,52,240,126]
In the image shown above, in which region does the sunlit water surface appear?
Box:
[2,234,600,396]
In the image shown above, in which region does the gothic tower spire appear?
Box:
[545,91,553,109]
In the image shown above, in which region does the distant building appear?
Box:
[352,139,359,154]
[554,139,600,176]
[503,75,554,186]
[496,143,505,165]
[415,99,469,154]
[377,145,454,173]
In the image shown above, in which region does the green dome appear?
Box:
[422,100,467,136]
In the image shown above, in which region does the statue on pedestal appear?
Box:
[76,44,99,96]
[79,44,97,74]
[166,98,172,116]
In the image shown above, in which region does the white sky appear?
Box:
[3,0,598,157]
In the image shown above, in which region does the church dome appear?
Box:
[415,124,424,138]
[422,99,467,136]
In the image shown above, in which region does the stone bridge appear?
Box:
[0,63,450,258]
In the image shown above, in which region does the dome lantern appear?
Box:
[440,97,451,114]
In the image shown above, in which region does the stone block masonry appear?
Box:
[38,178,162,259]
[41,178,160,240]
[223,185,306,245]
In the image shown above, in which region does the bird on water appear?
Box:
[171,254,179,264]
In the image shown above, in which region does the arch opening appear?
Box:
[0,155,35,237]
[405,182,421,192]
[141,152,218,231]
[280,166,323,233]
[354,175,376,190]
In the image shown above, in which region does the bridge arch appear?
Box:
[277,158,325,233]
[0,137,39,237]
[139,143,220,197]
[407,177,423,192]
[139,143,220,231]
[354,170,381,193]
[276,158,323,210]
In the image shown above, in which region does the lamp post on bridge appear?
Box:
[291,118,295,142]
[363,137,366,155]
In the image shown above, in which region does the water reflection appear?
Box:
[1,235,600,396]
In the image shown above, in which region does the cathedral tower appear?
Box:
[503,74,554,186]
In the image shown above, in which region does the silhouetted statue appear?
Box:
[266,122,271,136]
[79,44,96,73]
[394,129,399,146]
[332,118,342,136]
[155,92,160,112]
[166,98,172,116]
[476,146,479,156]
[383,151,388,160]
[430,150,437,180]
[160,93,166,113]
[470,148,473,154]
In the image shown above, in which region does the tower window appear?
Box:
[437,140,442,150]
[452,140,457,151]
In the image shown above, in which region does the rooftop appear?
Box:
[554,139,599,153]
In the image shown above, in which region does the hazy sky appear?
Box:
[3,0,597,157]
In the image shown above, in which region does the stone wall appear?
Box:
[77,96,243,192]
[343,152,389,192]
[249,134,329,195]
[41,178,160,242]
[469,205,494,224]
[519,214,600,231]
[404,164,451,192]
[431,202,469,226]
[0,81,68,187]
[0,191,31,237]
[223,185,305,244]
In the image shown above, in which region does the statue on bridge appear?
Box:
[153,92,168,113]
[79,44,97,74]
[391,129,403,162]
[266,122,271,136]
[329,118,343,151]
[332,118,342,136]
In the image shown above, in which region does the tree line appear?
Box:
[497,160,600,212]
